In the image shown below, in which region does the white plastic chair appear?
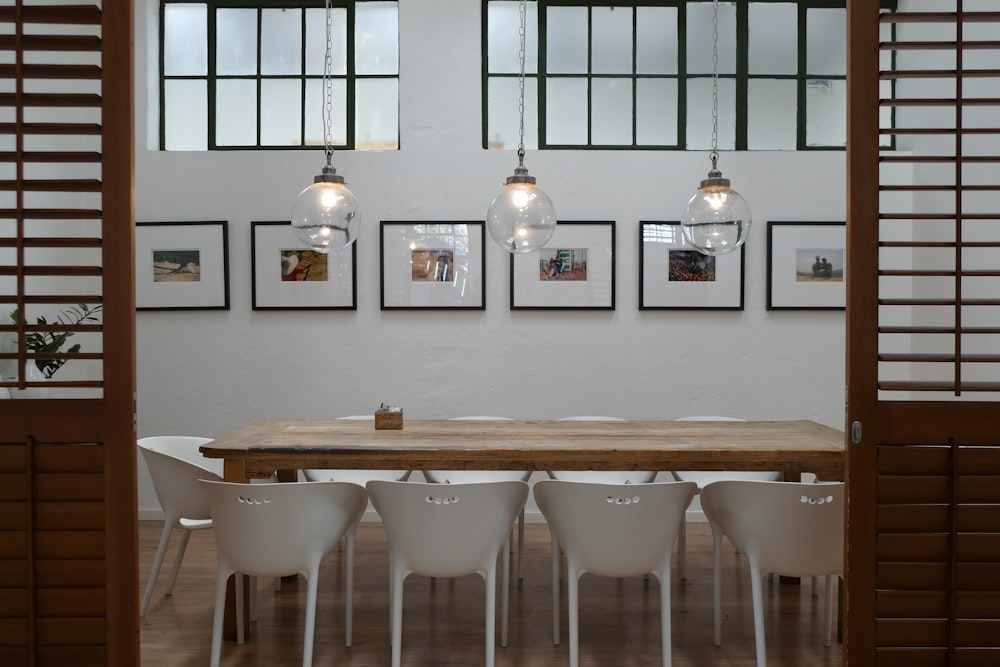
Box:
[533,480,697,667]
[200,480,367,667]
[367,480,529,667]
[426,416,530,582]
[138,436,221,617]
[672,416,781,579]
[700,480,845,667]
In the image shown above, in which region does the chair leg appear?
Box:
[209,569,231,667]
[345,526,356,646]
[824,574,835,647]
[302,570,320,667]
[517,508,525,580]
[163,527,191,597]
[140,521,174,617]
[485,565,497,667]
[678,513,687,580]
[235,573,245,645]
[712,525,723,646]
[567,567,580,667]
[550,529,560,645]
[749,566,767,667]
[501,531,510,647]
[390,563,406,667]
[659,567,673,667]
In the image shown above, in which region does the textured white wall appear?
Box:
[135,0,847,517]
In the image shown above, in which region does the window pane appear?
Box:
[356,78,398,150]
[164,3,206,76]
[260,8,301,75]
[216,8,258,76]
[547,6,588,74]
[305,7,347,76]
[488,1,538,75]
[636,7,677,75]
[216,79,257,146]
[261,79,302,146]
[164,79,207,150]
[592,6,632,75]
[747,78,796,149]
[748,2,796,75]
[356,1,399,75]
[687,1,736,75]
[806,78,847,147]
[636,78,677,145]
[546,77,588,145]
[591,78,632,145]
[686,77,735,150]
[487,76,538,150]
[807,8,846,75]
[305,78,347,146]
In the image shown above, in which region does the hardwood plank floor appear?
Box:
[139,520,842,666]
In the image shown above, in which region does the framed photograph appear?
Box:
[767,221,846,310]
[638,221,745,310]
[380,222,486,310]
[510,221,615,310]
[135,221,229,310]
[251,221,357,310]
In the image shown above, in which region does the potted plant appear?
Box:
[6,303,103,379]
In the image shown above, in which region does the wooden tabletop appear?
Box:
[201,418,846,482]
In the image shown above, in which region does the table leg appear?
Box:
[222,457,252,642]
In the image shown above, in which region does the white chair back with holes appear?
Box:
[367,480,529,667]
[700,480,845,667]
[425,415,530,590]
[200,480,367,667]
[138,436,219,617]
[533,480,697,667]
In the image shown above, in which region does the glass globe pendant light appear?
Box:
[681,0,751,256]
[291,0,361,253]
[486,0,556,254]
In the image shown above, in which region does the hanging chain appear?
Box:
[517,0,527,164]
[710,0,720,165]
[323,0,334,165]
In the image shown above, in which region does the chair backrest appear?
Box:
[139,435,222,475]
[547,470,657,484]
[700,480,845,578]
[367,480,529,578]
[534,480,696,578]
[199,480,367,577]
[139,437,222,523]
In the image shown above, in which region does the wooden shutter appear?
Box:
[0,1,136,665]
[847,1,1000,665]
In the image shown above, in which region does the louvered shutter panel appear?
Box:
[848,2,1000,665]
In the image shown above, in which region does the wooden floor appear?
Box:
[139,520,842,666]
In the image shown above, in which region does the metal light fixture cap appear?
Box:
[504,163,536,185]
[699,168,731,190]
[315,163,345,184]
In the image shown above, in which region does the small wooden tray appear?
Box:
[374,409,403,430]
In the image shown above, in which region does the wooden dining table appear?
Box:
[199,417,846,640]
[200,417,846,483]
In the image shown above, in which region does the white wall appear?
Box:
[134,0,847,517]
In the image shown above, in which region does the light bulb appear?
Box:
[291,173,361,253]
[487,179,556,254]
[682,177,751,257]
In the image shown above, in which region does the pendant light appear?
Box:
[486,0,556,254]
[681,0,751,256]
[291,0,361,252]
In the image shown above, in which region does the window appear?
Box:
[484,1,892,151]
[160,0,398,151]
